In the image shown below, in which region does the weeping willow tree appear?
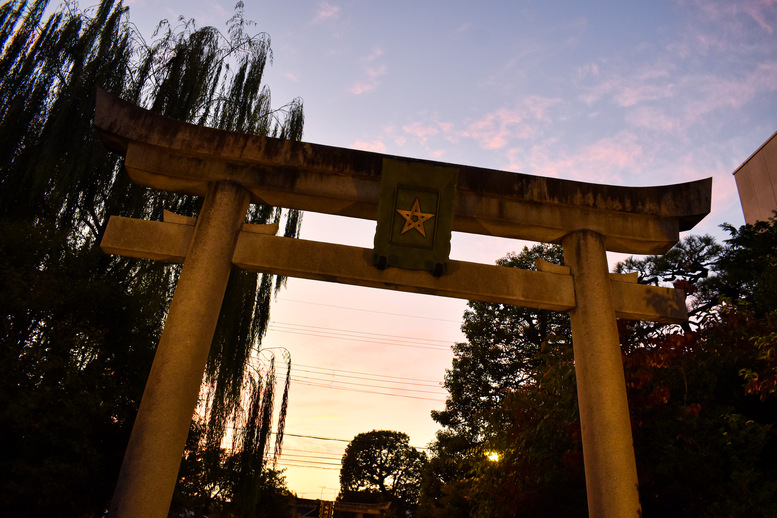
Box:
[177,348,294,516]
[0,1,300,515]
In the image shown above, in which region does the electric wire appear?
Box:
[279,297,461,323]
[268,327,451,352]
[280,432,351,443]
[292,363,443,385]
[255,368,447,403]
[275,432,429,450]
[281,451,342,461]
[268,321,455,351]
[249,354,450,401]
[291,373,446,395]
[272,321,454,346]
[280,454,343,463]
[278,466,340,471]
[249,311,454,466]
[290,378,445,402]
[293,366,443,388]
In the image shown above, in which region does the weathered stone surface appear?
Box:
[563,229,642,518]
[95,89,712,254]
[101,216,687,322]
[108,183,250,518]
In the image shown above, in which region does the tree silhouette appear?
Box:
[421,229,777,517]
[0,1,302,514]
[340,430,427,517]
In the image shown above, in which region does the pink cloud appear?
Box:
[522,96,562,121]
[313,2,340,23]
[462,108,527,150]
[678,0,776,51]
[744,0,775,33]
[719,0,776,32]
[347,50,387,95]
[621,61,777,143]
[366,65,387,79]
[393,99,559,155]
[284,72,301,82]
[438,121,454,133]
[583,65,674,107]
[365,47,384,61]
[682,62,777,128]
[351,139,386,153]
[525,133,644,184]
[348,82,374,95]
[402,122,439,141]
[577,62,600,80]
[626,106,683,135]
[458,97,560,150]
[614,83,673,108]
[584,135,643,170]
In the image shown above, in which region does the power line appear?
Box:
[278,461,340,471]
[268,323,453,352]
[272,322,454,346]
[260,370,447,401]
[279,298,461,323]
[281,453,343,462]
[291,378,445,402]
[292,373,447,396]
[291,369,446,395]
[293,366,442,388]
[281,448,343,459]
[277,432,429,450]
[256,366,446,394]
[257,361,448,394]
[254,357,449,401]
[292,362,444,384]
[280,432,351,443]
[269,326,448,351]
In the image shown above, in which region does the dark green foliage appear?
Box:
[421,226,777,517]
[621,219,777,517]
[173,419,295,518]
[0,218,162,516]
[714,218,777,318]
[626,312,777,517]
[0,1,302,515]
[422,244,579,518]
[430,244,571,445]
[340,430,427,517]
[420,344,586,518]
[0,0,133,228]
[615,234,723,338]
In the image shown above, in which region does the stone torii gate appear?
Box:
[94,90,711,518]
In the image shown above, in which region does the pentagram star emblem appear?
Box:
[396,198,435,237]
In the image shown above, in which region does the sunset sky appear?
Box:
[120,0,777,499]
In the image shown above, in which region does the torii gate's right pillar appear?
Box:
[563,229,641,518]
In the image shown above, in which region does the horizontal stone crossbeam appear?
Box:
[94,89,712,255]
[101,215,687,323]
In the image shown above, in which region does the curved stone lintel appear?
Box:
[95,89,712,254]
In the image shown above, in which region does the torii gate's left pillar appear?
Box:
[109,181,249,518]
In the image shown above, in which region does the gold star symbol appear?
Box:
[396,198,435,237]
